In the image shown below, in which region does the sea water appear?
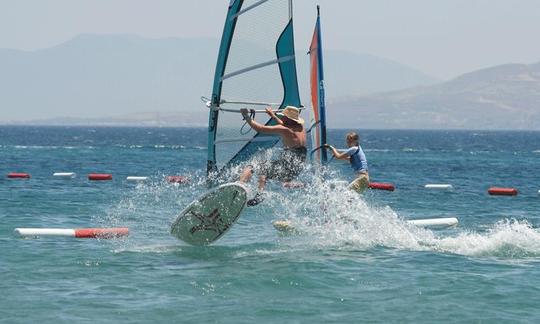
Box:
[1,126,540,323]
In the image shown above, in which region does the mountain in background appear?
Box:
[297,50,437,98]
[0,34,437,124]
[0,35,217,122]
[3,34,537,130]
[330,62,540,130]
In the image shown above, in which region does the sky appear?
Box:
[1,0,539,79]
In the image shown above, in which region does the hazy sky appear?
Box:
[1,0,539,79]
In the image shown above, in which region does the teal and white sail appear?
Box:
[206,0,301,177]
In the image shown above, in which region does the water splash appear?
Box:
[432,220,540,257]
[271,169,540,259]
[100,159,540,259]
[99,171,208,252]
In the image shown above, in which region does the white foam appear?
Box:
[273,171,540,258]
[431,220,540,257]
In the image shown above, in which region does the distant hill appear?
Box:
[331,62,540,130]
[0,34,437,124]
[297,50,437,98]
[9,111,207,128]
[0,35,217,122]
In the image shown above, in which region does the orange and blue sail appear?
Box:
[308,5,328,164]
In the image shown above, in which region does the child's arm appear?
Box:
[324,144,350,161]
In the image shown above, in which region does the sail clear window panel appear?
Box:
[220,62,284,110]
[224,0,289,77]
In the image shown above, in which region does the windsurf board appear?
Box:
[171,183,248,245]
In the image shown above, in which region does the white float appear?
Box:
[126,176,148,182]
[407,217,458,229]
[14,227,129,238]
[53,172,76,178]
[424,184,453,190]
[273,217,459,233]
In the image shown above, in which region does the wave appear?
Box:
[402,147,419,152]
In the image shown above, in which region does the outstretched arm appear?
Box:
[266,107,284,126]
[324,144,350,161]
[241,108,285,134]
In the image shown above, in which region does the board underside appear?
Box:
[171,183,248,245]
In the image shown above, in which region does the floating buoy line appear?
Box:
[6,172,190,184]
[4,172,534,196]
[6,173,532,242]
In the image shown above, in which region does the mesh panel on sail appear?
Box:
[215,0,292,169]
[217,66,283,168]
[224,0,290,77]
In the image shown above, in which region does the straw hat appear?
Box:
[278,106,304,125]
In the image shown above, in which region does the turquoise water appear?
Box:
[2,126,540,323]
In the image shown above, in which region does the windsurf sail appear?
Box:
[308,5,328,164]
[206,0,302,178]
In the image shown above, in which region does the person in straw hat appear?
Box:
[239,105,307,206]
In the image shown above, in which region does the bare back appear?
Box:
[277,122,306,149]
[245,116,306,149]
